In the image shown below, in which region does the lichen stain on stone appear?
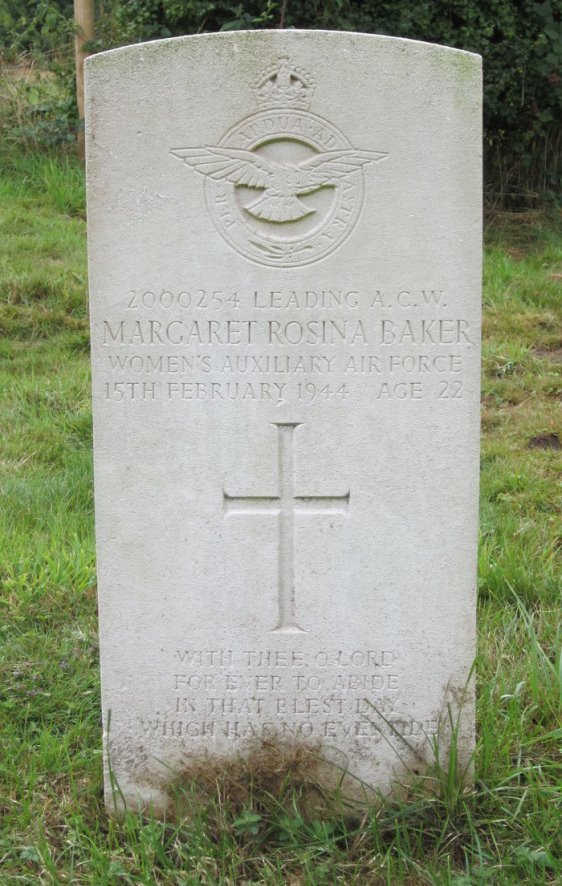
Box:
[118,739,360,821]
[106,706,475,820]
[424,47,481,112]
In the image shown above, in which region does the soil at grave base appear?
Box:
[527,433,561,450]
[533,346,562,364]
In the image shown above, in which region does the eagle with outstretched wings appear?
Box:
[171,146,387,223]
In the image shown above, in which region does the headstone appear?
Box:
[86,31,482,814]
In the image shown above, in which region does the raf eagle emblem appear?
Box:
[171,146,387,223]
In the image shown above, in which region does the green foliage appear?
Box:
[93,0,279,45]
[5,78,78,148]
[1,0,560,203]
[0,1,78,148]
[0,0,74,57]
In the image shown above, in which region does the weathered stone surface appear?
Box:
[86,31,482,814]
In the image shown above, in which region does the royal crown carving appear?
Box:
[252,55,315,110]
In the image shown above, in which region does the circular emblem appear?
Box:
[171,57,387,268]
[204,110,365,267]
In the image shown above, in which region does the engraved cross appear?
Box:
[223,422,350,633]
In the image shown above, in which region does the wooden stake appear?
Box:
[74,0,94,159]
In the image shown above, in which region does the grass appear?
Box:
[0,151,561,884]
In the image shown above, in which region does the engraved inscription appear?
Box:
[141,647,442,749]
[99,284,474,404]
[224,423,349,633]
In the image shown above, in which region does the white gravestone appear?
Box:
[86,31,482,814]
